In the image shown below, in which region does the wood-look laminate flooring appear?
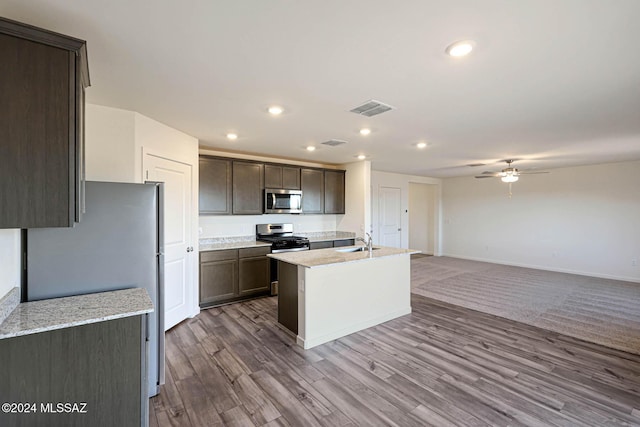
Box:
[150,295,640,426]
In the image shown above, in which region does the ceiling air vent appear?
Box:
[349,99,395,117]
[321,139,348,147]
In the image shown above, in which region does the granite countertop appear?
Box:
[199,239,272,251]
[0,288,153,340]
[300,231,356,243]
[199,231,356,250]
[268,245,420,268]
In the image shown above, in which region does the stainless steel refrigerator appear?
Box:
[25,181,165,398]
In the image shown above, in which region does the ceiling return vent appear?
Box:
[321,139,348,147]
[349,99,396,117]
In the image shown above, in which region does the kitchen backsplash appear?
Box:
[199,214,340,238]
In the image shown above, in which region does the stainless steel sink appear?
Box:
[335,246,380,253]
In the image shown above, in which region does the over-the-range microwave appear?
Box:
[264,188,303,214]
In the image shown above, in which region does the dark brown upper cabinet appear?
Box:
[199,156,232,215]
[232,161,264,214]
[300,168,324,214]
[264,164,301,190]
[324,170,346,214]
[0,17,90,228]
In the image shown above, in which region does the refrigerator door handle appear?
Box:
[157,251,165,386]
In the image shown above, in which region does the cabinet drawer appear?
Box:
[239,246,271,258]
[200,249,238,263]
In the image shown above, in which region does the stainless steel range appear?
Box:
[256,223,310,253]
[257,223,310,295]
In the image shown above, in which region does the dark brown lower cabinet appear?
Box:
[333,239,355,247]
[309,239,355,250]
[277,261,298,334]
[200,247,271,308]
[199,250,238,305]
[238,247,271,297]
[0,315,146,427]
[309,241,333,250]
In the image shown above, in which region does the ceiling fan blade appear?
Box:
[518,171,550,175]
[480,171,496,175]
[475,175,497,179]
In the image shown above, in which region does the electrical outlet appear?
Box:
[632,258,638,267]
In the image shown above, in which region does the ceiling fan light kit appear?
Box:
[475,159,549,197]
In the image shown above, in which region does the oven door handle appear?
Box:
[271,246,310,254]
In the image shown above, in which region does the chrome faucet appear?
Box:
[356,232,373,254]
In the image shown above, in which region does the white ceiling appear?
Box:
[4,0,640,177]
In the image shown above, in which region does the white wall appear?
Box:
[199,214,338,238]
[442,160,640,282]
[85,104,136,182]
[337,161,371,238]
[371,171,442,252]
[0,229,20,299]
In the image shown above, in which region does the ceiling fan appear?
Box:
[475,159,549,197]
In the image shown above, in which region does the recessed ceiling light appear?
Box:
[417,142,427,149]
[226,133,238,140]
[359,128,371,136]
[268,105,284,115]
[357,154,367,160]
[306,146,316,152]
[445,40,475,57]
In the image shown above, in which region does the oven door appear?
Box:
[265,189,303,214]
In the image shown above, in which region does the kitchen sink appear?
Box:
[335,246,380,253]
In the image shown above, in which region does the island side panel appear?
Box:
[300,255,412,349]
[277,260,298,334]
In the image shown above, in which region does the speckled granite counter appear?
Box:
[0,288,153,339]
[0,287,20,325]
[268,245,419,268]
[199,231,356,250]
[300,231,356,243]
[199,237,271,251]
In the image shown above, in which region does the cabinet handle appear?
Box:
[186,246,194,252]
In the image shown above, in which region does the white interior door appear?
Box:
[145,154,193,330]
[379,186,402,248]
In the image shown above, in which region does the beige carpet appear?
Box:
[411,256,640,355]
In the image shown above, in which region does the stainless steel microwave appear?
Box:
[264,189,303,214]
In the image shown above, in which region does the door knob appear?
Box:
[186,246,194,252]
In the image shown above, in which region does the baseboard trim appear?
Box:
[298,306,412,349]
[440,253,640,283]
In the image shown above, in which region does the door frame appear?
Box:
[142,147,199,322]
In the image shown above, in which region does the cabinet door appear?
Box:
[233,161,264,214]
[200,259,238,305]
[239,256,270,296]
[310,241,333,250]
[324,170,345,214]
[0,316,143,426]
[264,164,283,189]
[199,157,232,215]
[0,21,88,229]
[0,34,73,227]
[333,239,355,247]
[282,167,301,189]
[301,168,324,214]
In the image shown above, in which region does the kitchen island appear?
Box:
[268,245,419,349]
